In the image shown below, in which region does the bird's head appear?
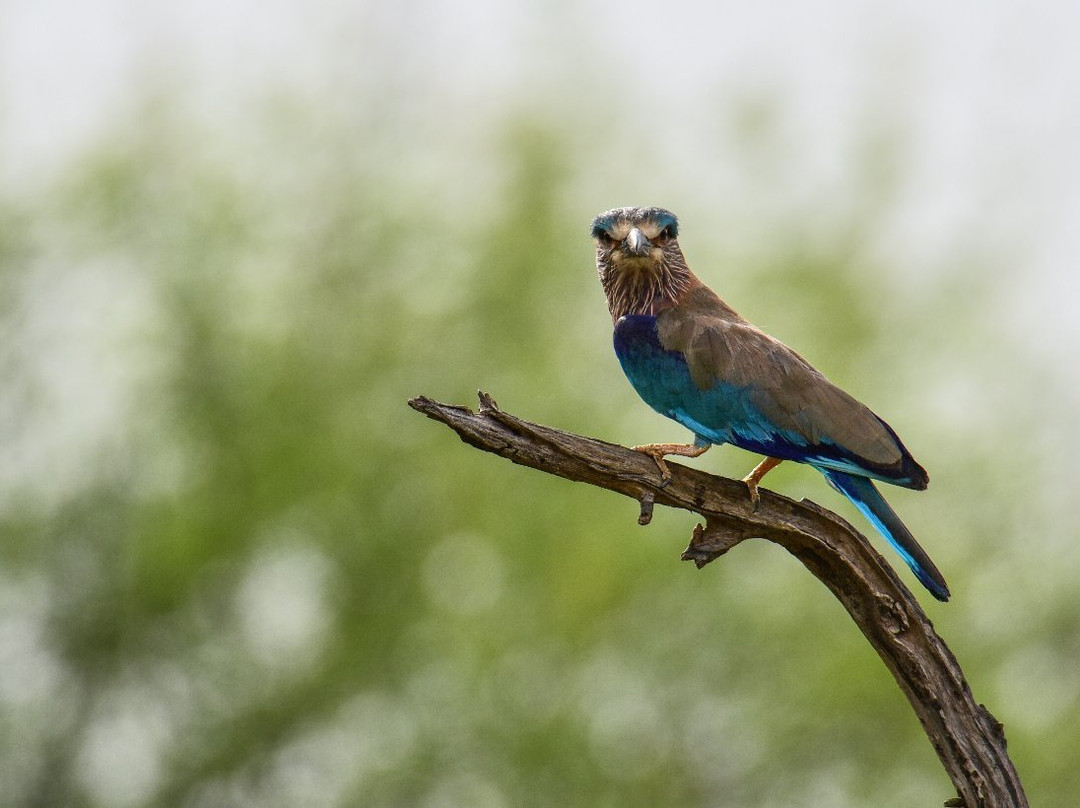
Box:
[590,206,694,321]
[591,205,680,269]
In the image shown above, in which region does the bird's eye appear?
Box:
[654,226,674,244]
[596,231,615,247]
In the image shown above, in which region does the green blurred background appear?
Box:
[3,2,1079,806]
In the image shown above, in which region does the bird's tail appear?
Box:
[821,470,950,602]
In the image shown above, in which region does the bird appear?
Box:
[591,205,949,602]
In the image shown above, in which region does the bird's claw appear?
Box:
[742,477,761,511]
[632,444,673,483]
[631,441,711,486]
[740,456,781,511]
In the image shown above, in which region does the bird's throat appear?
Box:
[602,257,696,323]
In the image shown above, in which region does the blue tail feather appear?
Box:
[820,470,950,602]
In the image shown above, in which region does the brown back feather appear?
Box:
[656,286,904,468]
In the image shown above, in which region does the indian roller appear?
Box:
[591,206,950,602]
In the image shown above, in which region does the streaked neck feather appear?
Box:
[601,251,698,322]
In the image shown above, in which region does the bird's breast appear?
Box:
[613,315,747,443]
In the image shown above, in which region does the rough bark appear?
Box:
[408,391,1027,808]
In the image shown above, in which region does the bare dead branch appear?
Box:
[408,391,1027,808]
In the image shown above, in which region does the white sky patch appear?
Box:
[235,542,333,670]
[0,256,157,511]
[2,0,1080,491]
[74,684,174,808]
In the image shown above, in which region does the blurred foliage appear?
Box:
[0,87,1077,808]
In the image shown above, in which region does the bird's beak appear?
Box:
[624,227,652,257]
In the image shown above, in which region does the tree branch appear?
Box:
[408,391,1027,808]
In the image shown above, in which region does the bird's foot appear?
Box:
[631,444,673,482]
[631,442,710,484]
[741,476,762,509]
[740,456,783,511]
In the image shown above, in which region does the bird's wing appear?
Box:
[656,299,909,474]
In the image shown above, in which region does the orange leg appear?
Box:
[632,441,710,482]
[741,456,783,508]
